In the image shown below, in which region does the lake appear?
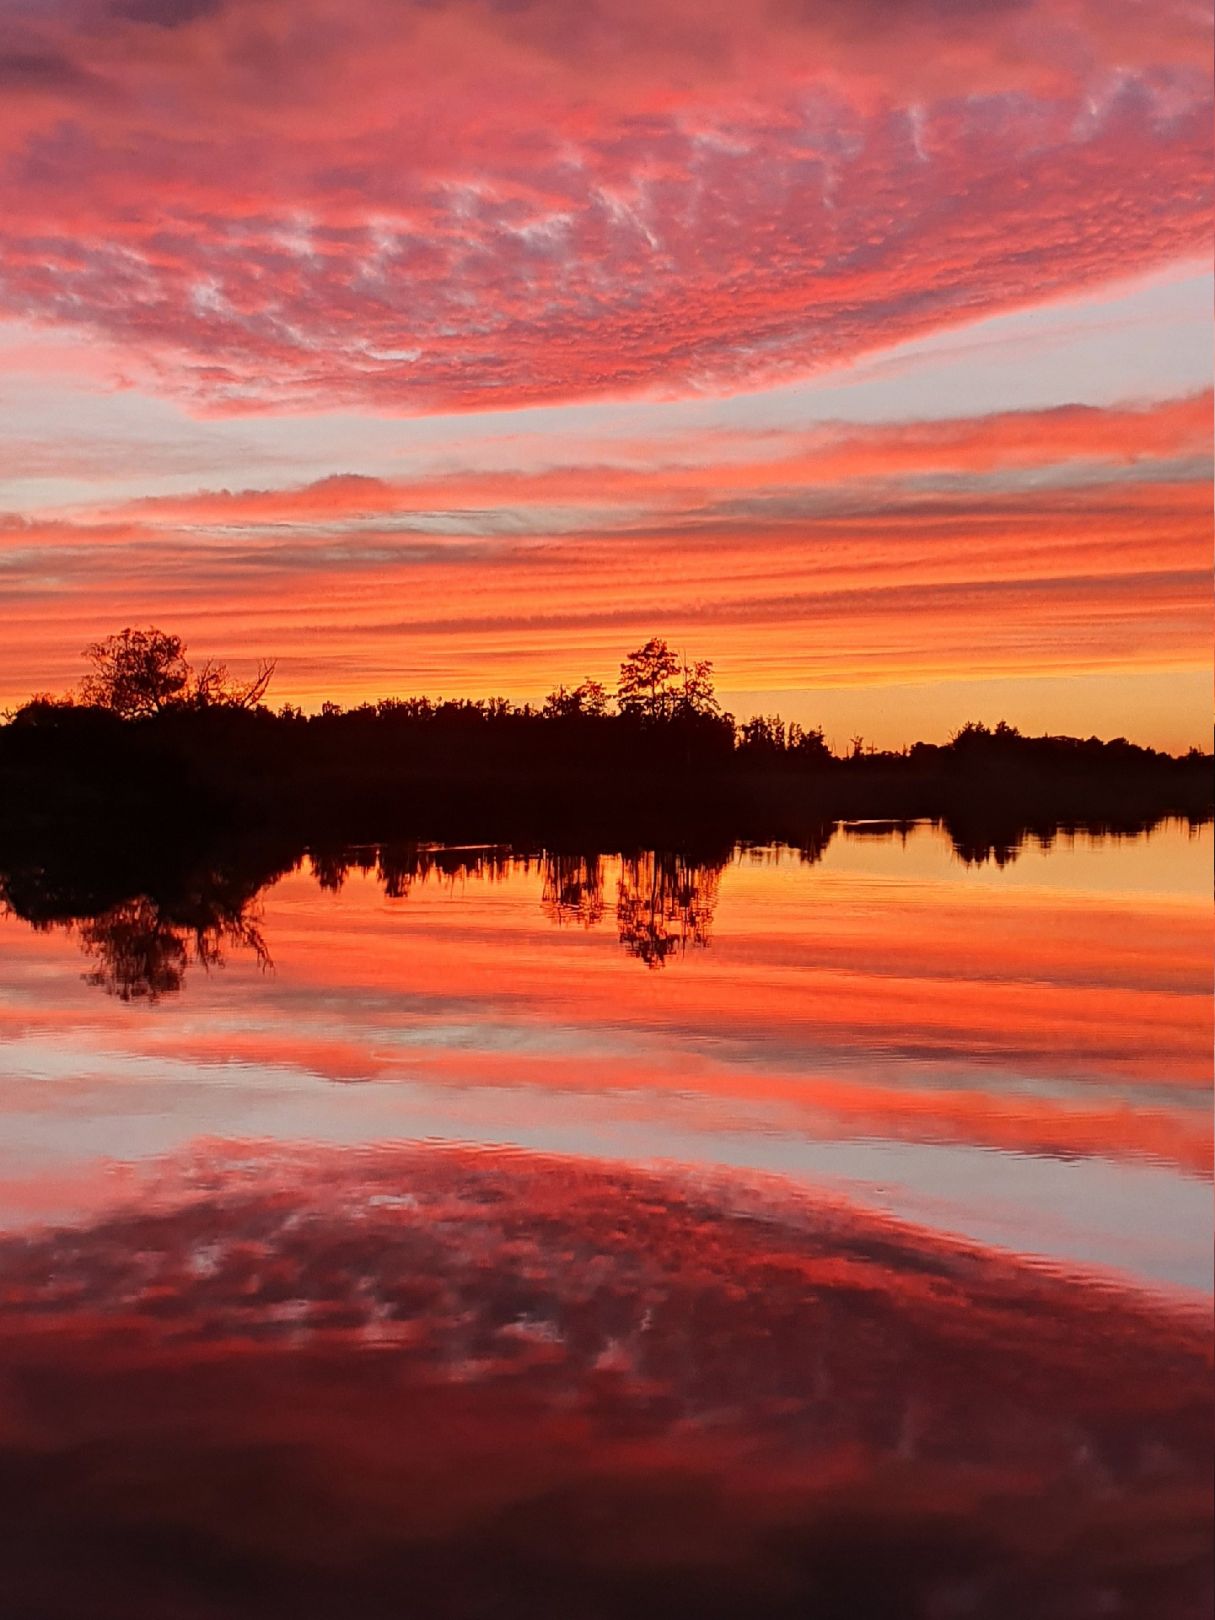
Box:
[0,819,1210,1617]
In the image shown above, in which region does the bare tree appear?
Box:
[188,656,276,711]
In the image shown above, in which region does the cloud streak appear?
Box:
[0,393,1207,722]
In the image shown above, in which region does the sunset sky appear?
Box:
[0,0,1210,747]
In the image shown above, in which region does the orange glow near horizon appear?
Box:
[1,390,1210,749]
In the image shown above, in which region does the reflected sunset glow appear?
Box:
[2,823,1209,1288]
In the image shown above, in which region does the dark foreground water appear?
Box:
[0,821,1210,1617]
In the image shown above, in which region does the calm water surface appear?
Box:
[0,821,1210,1617]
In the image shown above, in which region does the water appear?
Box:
[0,820,1210,1616]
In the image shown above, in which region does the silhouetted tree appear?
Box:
[543,679,610,720]
[674,654,720,718]
[617,638,683,722]
[739,714,787,755]
[1,633,1209,853]
[185,655,276,712]
[81,627,191,717]
[788,722,832,764]
[79,627,274,716]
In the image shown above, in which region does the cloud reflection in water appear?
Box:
[0,1142,1210,1619]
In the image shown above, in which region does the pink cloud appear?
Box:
[0,0,1208,412]
[105,391,1211,522]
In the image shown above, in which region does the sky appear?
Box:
[0,0,1210,748]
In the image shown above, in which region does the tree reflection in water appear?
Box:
[615,851,724,967]
[540,851,728,961]
[541,853,606,928]
[0,816,1200,1000]
[76,891,270,1002]
[310,844,517,900]
[0,855,274,1002]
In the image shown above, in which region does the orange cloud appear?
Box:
[0,394,1207,728]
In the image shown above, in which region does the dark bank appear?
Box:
[2,630,1210,853]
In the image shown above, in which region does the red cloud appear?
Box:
[0,0,1208,411]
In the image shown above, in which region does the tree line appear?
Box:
[9,625,1206,771]
[2,625,1209,850]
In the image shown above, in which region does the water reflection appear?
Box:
[0,822,1210,1613]
[939,812,1195,868]
[1,1143,1209,1620]
[77,894,269,1002]
[2,840,739,995]
[6,815,1202,1000]
[0,852,275,1002]
[542,852,606,927]
[312,841,519,899]
[316,845,734,973]
[615,852,723,966]
[0,819,1208,1288]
